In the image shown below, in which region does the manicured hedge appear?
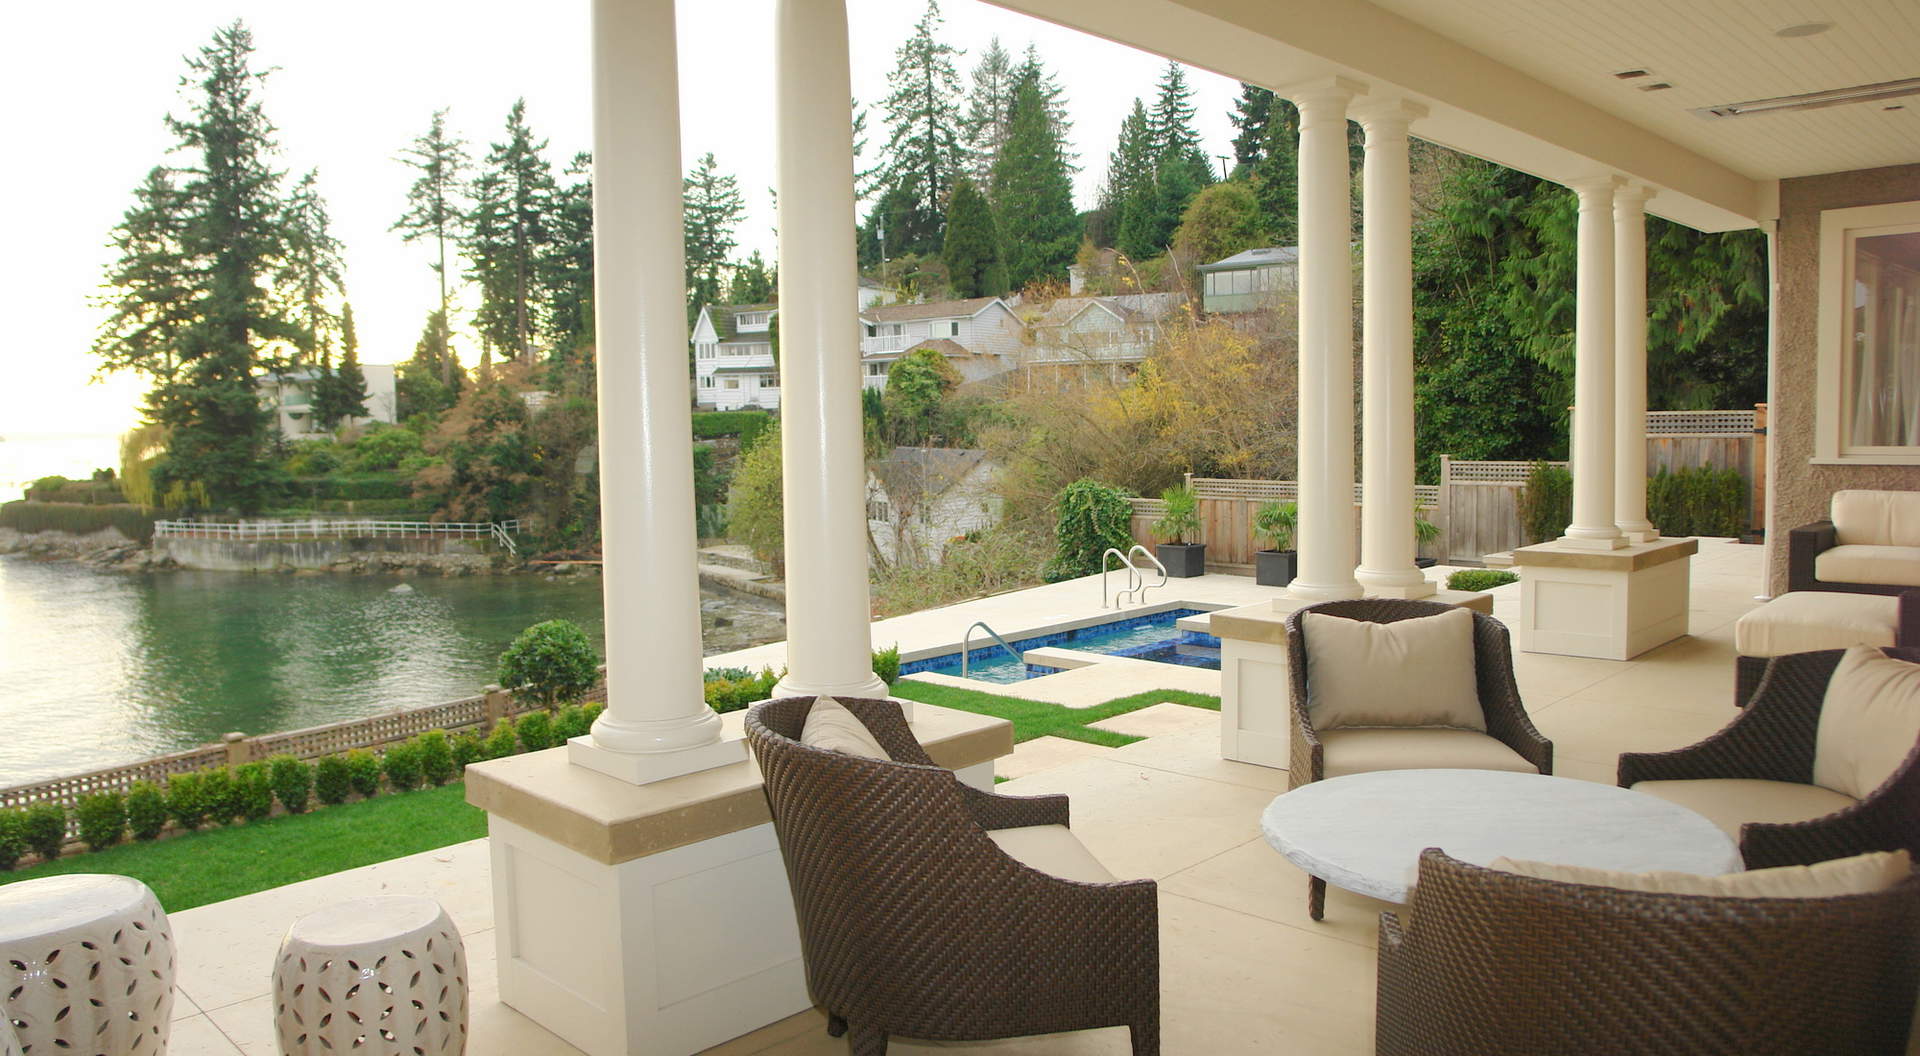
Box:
[1447,568,1519,592]
[1515,463,1573,546]
[24,478,124,504]
[1647,466,1748,538]
[0,501,158,542]
[691,410,772,449]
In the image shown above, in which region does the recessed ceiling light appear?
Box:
[1613,69,1650,80]
[1776,22,1833,38]
[1889,104,1908,111]
[1639,82,1674,92]
[1694,76,1920,118]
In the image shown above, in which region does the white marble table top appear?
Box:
[1260,768,1743,903]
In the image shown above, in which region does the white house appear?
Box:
[257,364,397,439]
[1198,246,1300,313]
[859,296,1025,389]
[691,303,780,410]
[864,446,1001,567]
[856,276,893,311]
[1021,292,1191,368]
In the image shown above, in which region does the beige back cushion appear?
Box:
[1814,646,1920,799]
[1830,489,1920,547]
[799,696,890,760]
[1489,849,1911,898]
[1302,607,1484,730]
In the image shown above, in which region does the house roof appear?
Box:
[861,338,978,363]
[869,447,990,501]
[1198,246,1300,272]
[1029,292,1190,328]
[860,296,1003,324]
[711,364,775,375]
[702,303,778,342]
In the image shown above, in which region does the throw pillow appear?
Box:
[799,695,890,760]
[1813,646,1920,799]
[1302,607,1483,730]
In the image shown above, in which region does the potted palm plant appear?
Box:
[1414,512,1441,569]
[1152,484,1206,577]
[1254,500,1298,587]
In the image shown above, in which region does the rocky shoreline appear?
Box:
[0,527,524,576]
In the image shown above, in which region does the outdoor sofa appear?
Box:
[1788,488,1920,595]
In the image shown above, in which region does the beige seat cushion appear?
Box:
[1735,591,1899,657]
[1831,489,1920,547]
[986,824,1117,884]
[1632,778,1856,840]
[1490,849,1910,898]
[799,696,889,760]
[1319,727,1538,779]
[1302,608,1484,730]
[1814,645,1920,799]
[1815,544,1920,588]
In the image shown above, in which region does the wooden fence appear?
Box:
[1129,478,1442,573]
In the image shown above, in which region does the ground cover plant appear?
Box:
[1447,569,1519,592]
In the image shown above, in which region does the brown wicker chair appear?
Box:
[1376,849,1920,1055]
[745,696,1160,1056]
[1285,599,1552,919]
[1620,647,1920,869]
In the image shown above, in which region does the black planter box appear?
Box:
[1255,549,1297,587]
[1156,542,1207,578]
[1415,557,1439,569]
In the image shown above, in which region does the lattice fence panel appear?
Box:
[1645,410,1755,435]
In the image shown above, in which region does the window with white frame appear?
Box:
[700,376,714,388]
[735,310,772,330]
[759,373,779,389]
[865,362,890,377]
[724,378,741,390]
[721,343,771,358]
[697,343,716,359]
[1817,201,1920,463]
[933,320,961,339]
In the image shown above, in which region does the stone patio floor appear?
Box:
[164,540,1768,1054]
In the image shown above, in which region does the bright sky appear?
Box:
[0,0,1240,443]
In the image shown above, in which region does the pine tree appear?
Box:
[683,152,744,326]
[1229,83,1274,172]
[465,99,555,363]
[1252,97,1301,243]
[960,37,1014,187]
[991,73,1080,291]
[1102,101,1158,258]
[397,309,461,421]
[1015,44,1074,167]
[875,0,966,256]
[282,168,344,367]
[544,151,595,358]
[94,21,300,511]
[313,302,369,428]
[728,250,775,304]
[392,108,470,386]
[941,176,1004,297]
[1146,62,1216,253]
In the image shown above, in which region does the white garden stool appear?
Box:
[0,873,175,1054]
[273,896,468,1055]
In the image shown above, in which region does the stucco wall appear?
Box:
[1767,163,1920,595]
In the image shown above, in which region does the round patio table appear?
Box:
[1260,768,1742,905]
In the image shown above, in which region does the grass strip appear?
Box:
[890,682,1219,746]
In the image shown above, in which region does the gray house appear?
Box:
[1198,246,1299,314]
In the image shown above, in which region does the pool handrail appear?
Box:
[961,621,1025,680]
[1115,545,1168,606]
[1101,547,1141,609]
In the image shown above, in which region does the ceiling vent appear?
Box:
[1613,69,1650,80]
[1693,77,1920,118]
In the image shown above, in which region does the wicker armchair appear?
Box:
[1285,599,1553,919]
[1620,647,1920,869]
[1376,849,1920,1055]
[745,696,1160,1056]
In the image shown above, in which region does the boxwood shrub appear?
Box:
[451,732,484,772]
[165,771,210,830]
[416,732,455,786]
[200,768,238,825]
[345,750,383,798]
[22,803,66,861]
[1446,569,1519,592]
[269,754,313,814]
[553,705,590,742]
[1646,466,1747,538]
[314,755,353,805]
[233,762,275,822]
[75,792,127,851]
[0,812,24,870]
[484,719,519,761]
[382,741,424,792]
[126,781,168,841]
[515,712,556,753]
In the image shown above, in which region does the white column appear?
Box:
[772,0,889,702]
[1354,98,1433,598]
[1561,176,1627,550]
[570,0,742,784]
[1613,184,1657,543]
[1286,77,1366,602]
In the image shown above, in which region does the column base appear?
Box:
[771,675,903,716]
[1512,536,1698,660]
[1285,579,1366,602]
[1354,568,1437,599]
[1617,521,1660,544]
[1555,533,1629,551]
[568,734,746,785]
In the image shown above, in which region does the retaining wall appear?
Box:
[157,535,490,572]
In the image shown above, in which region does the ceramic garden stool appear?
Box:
[273,896,469,1056]
[0,873,176,1054]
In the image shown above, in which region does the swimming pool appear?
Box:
[902,608,1222,684]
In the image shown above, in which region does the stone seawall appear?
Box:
[155,535,499,574]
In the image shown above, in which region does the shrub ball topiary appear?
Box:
[497,619,601,712]
[484,719,519,761]
[22,802,66,861]
[0,812,25,870]
[166,771,210,830]
[314,754,353,805]
[200,768,239,826]
[234,762,275,822]
[1446,568,1520,593]
[382,742,424,792]
[75,792,127,852]
[344,749,382,798]
[451,732,484,772]
[268,754,313,814]
[515,711,556,753]
[126,781,168,841]
[416,731,455,786]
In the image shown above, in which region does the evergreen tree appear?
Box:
[1252,97,1301,243]
[1229,83,1274,172]
[683,152,744,325]
[397,309,461,421]
[960,37,1015,187]
[282,168,344,367]
[728,250,775,304]
[94,22,300,510]
[544,151,595,359]
[314,302,369,429]
[1102,100,1158,258]
[392,108,471,387]
[1147,62,1215,252]
[465,99,555,363]
[875,0,966,256]
[941,176,1004,297]
[991,73,1080,290]
[1015,44,1074,166]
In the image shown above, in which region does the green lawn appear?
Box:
[0,685,1219,912]
[0,782,486,913]
[890,681,1220,747]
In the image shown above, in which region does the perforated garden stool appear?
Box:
[273,896,469,1056]
[0,873,176,1054]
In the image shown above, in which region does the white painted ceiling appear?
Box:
[1367,0,1920,179]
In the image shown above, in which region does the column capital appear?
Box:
[1351,97,1429,131]
[1278,74,1368,111]
[1566,173,1626,199]
[1613,182,1658,208]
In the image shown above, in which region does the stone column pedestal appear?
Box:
[1513,537,1698,660]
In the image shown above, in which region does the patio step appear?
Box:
[1482,551,1516,568]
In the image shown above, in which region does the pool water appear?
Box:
[903,608,1222,684]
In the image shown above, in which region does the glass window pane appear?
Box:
[1849,230,1920,448]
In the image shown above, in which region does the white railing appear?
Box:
[861,334,909,354]
[155,519,522,546]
